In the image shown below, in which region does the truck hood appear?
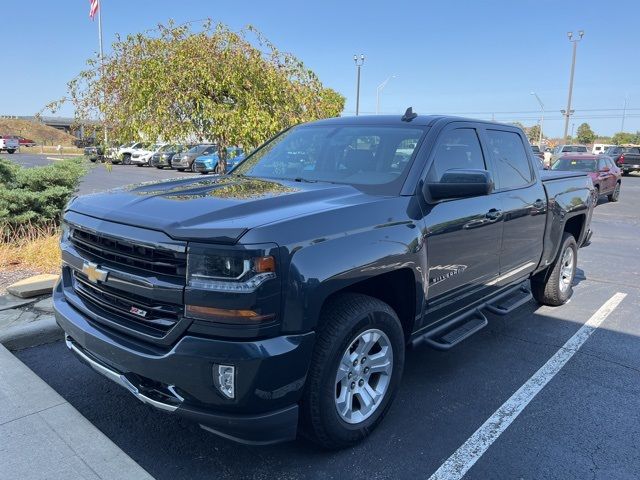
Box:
[68,175,367,243]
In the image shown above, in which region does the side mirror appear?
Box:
[424,169,494,201]
[599,166,610,173]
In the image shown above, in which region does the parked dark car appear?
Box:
[150,144,191,169]
[530,144,544,159]
[171,144,216,172]
[55,114,594,449]
[552,154,621,203]
[83,146,104,163]
[603,146,640,175]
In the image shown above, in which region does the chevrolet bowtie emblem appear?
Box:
[82,262,109,284]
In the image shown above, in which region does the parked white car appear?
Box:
[592,143,614,155]
[0,136,19,154]
[131,143,167,166]
[114,142,149,165]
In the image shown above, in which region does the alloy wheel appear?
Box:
[559,247,575,293]
[335,328,393,425]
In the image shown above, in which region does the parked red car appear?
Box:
[552,154,621,204]
[1,135,36,147]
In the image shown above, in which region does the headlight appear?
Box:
[60,221,71,243]
[187,249,276,293]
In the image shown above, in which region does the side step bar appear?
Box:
[484,285,532,316]
[413,282,534,351]
[412,308,488,351]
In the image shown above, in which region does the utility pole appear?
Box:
[376,75,397,114]
[563,30,584,141]
[530,91,545,148]
[621,95,628,132]
[97,2,108,146]
[354,54,365,116]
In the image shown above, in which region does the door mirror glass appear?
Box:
[425,169,494,201]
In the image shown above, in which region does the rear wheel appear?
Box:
[300,293,405,449]
[122,153,131,165]
[532,233,577,306]
[607,182,620,202]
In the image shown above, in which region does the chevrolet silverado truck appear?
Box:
[54,113,594,449]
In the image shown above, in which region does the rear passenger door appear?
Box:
[481,128,546,283]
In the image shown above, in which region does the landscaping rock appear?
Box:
[6,274,59,299]
[33,297,54,314]
[0,294,37,311]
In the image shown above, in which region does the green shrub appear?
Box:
[0,157,86,234]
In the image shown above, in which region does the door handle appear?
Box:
[532,199,545,209]
[485,208,503,221]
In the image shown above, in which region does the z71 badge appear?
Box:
[129,306,148,318]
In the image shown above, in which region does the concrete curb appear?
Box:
[0,315,63,351]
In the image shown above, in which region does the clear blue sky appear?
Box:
[2,0,639,137]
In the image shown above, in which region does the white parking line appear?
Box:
[429,292,627,480]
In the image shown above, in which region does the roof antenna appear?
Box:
[402,107,417,122]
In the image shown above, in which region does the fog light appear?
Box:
[214,364,235,399]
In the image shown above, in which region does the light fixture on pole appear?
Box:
[376,75,397,114]
[563,30,584,141]
[530,91,545,148]
[354,54,365,116]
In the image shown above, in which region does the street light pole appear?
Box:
[530,91,544,148]
[563,30,584,141]
[621,95,628,132]
[354,54,365,116]
[376,75,397,114]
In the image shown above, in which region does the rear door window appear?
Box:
[485,130,534,190]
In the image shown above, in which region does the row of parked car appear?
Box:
[84,142,245,174]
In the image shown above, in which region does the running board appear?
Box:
[484,285,532,316]
[413,309,488,351]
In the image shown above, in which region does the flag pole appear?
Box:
[97,1,108,146]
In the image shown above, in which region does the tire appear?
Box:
[190,162,198,173]
[592,185,600,207]
[7,150,15,154]
[300,293,405,449]
[122,154,131,165]
[607,182,620,202]
[532,233,577,306]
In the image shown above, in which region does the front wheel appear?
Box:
[300,293,405,449]
[532,233,577,306]
[607,182,620,202]
[122,154,131,165]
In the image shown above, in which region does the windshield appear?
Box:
[552,158,596,172]
[604,147,621,155]
[188,144,212,154]
[233,125,425,193]
[561,145,588,153]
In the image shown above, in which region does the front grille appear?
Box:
[70,227,186,278]
[72,271,180,336]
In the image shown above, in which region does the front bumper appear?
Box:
[54,281,315,444]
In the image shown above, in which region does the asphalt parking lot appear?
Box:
[13,159,640,479]
[8,153,196,195]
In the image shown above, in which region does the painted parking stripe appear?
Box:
[429,292,627,480]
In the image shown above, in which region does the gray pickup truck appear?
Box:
[54,113,595,448]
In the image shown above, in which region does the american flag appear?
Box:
[89,0,99,20]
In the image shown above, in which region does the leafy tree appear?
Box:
[575,123,596,144]
[611,131,640,145]
[48,21,345,171]
[509,121,526,130]
[527,125,541,143]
